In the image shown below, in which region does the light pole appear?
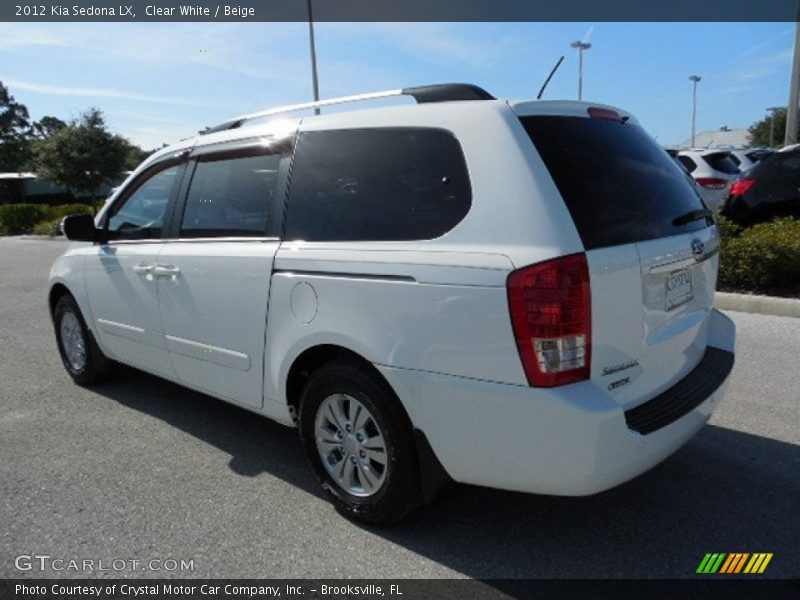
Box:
[785,22,800,146]
[767,106,783,147]
[571,41,591,101]
[689,75,702,147]
[307,0,320,115]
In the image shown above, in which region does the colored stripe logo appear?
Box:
[697,552,773,574]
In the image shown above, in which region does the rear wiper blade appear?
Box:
[672,209,712,227]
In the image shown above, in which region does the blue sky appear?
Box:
[0,21,794,149]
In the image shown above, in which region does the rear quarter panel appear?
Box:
[262,247,529,408]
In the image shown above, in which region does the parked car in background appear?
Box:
[48,84,736,523]
[677,149,741,210]
[727,147,774,172]
[666,148,716,209]
[721,148,800,225]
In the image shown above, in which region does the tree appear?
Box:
[35,108,130,211]
[32,115,67,139]
[0,81,33,172]
[120,138,153,171]
[748,108,799,148]
[26,116,68,171]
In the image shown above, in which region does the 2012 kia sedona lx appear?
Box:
[49,84,736,523]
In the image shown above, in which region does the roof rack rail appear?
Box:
[202,83,494,134]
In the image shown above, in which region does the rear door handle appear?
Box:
[153,264,181,279]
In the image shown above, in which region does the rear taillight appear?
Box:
[729,178,755,196]
[507,253,591,387]
[695,177,728,190]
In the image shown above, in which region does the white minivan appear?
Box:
[49,84,735,523]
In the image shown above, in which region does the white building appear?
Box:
[675,126,751,150]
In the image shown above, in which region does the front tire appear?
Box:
[298,360,422,524]
[53,294,112,385]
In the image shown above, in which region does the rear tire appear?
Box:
[298,359,422,524]
[53,294,112,385]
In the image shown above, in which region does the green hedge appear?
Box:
[717,215,800,296]
[0,204,52,235]
[0,203,93,235]
[48,203,94,220]
[32,218,64,237]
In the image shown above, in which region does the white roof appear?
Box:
[0,172,36,179]
[675,128,751,150]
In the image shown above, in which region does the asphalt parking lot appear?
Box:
[1,237,798,580]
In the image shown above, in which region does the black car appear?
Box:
[721,148,800,225]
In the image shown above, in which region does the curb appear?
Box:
[715,292,800,319]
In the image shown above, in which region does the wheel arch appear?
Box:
[47,279,103,351]
[285,344,389,420]
[48,282,74,317]
[284,343,452,503]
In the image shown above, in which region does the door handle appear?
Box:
[153,264,181,279]
[132,263,154,275]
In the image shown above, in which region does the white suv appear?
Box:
[49,84,736,523]
[676,149,741,210]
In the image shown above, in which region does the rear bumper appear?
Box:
[697,185,728,211]
[378,309,735,496]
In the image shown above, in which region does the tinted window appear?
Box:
[285,128,471,242]
[107,165,181,240]
[677,155,697,173]
[703,152,740,175]
[778,154,800,170]
[729,154,742,167]
[180,154,280,237]
[520,116,708,250]
[747,149,774,163]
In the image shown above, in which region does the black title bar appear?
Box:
[4,579,800,600]
[2,0,799,22]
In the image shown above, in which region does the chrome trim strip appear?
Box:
[164,237,280,244]
[165,334,251,372]
[648,247,719,274]
[649,257,697,274]
[97,318,143,334]
[273,269,417,283]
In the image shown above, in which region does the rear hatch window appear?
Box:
[703,152,740,175]
[520,115,708,250]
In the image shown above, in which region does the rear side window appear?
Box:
[703,152,740,175]
[677,155,697,173]
[520,116,708,250]
[284,128,471,242]
[180,154,281,238]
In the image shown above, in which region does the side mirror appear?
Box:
[61,214,98,242]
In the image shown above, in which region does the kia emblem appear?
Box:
[691,238,705,259]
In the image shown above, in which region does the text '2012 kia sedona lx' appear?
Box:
[49,84,735,523]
